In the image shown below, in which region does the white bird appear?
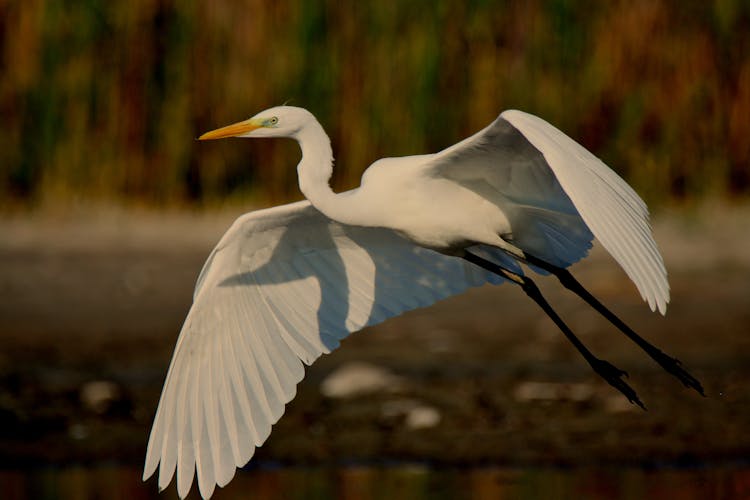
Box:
[143,106,703,498]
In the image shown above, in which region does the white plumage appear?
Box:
[144,107,687,499]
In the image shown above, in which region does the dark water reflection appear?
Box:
[1,464,748,500]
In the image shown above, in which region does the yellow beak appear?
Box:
[198,118,261,140]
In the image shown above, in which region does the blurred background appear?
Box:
[3,0,750,207]
[1,1,750,499]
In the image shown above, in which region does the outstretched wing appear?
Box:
[426,110,668,314]
[143,200,517,499]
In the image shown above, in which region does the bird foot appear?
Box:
[590,358,646,410]
[649,350,705,396]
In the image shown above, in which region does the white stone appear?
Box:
[405,405,441,429]
[320,362,402,399]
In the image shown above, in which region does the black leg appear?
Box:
[463,250,645,409]
[523,254,704,396]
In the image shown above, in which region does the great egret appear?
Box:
[143,106,703,498]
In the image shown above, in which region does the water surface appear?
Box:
[2,463,748,500]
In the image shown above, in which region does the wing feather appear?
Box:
[145,200,500,498]
[233,293,280,431]
[216,327,244,467]
[222,309,262,450]
[228,304,273,444]
[175,371,195,499]
[193,347,213,500]
[500,110,668,313]
[427,110,668,313]
[213,351,237,488]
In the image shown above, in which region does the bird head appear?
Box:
[198,105,314,140]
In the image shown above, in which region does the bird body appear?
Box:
[144,105,702,499]
[361,164,513,252]
[293,109,512,252]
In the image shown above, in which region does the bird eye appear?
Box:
[266,116,279,127]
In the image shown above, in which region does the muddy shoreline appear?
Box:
[1,205,748,470]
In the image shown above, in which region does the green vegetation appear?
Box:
[2,0,749,208]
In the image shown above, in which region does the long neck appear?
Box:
[295,121,375,226]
